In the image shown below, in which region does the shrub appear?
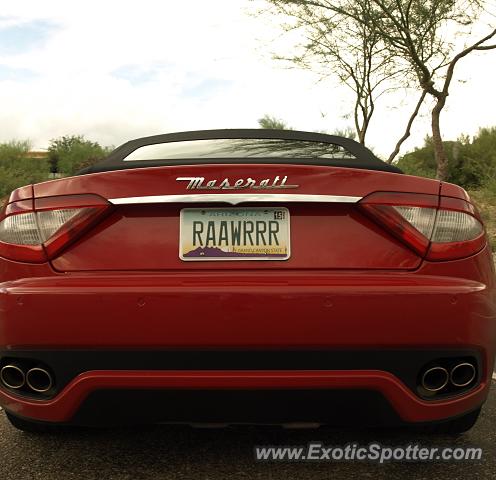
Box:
[396,128,496,189]
[48,135,112,176]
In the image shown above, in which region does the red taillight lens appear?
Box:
[360,192,486,261]
[427,196,485,260]
[0,194,110,263]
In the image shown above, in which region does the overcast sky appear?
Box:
[0,0,495,158]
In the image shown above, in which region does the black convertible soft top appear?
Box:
[78,129,402,175]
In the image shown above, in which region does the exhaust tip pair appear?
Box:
[421,362,476,393]
[0,364,53,393]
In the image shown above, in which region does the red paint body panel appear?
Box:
[440,181,471,201]
[7,184,33,203]
[51,204,421,271]
[0,254,493,351]
[0,162,495,426]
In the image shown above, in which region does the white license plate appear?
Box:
[179,207,290,261]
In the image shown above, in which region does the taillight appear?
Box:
[0,194,111,263]
[360,192,486,261]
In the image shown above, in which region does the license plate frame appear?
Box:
[179,207,291,261]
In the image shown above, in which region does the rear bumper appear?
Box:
[0,270,494,349]
[0,251,495,425]
[0,369,489,425]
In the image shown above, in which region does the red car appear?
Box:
[0,130,494,433]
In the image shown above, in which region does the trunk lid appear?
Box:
[32,164,441,272]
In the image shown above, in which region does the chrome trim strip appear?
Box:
[108,193,362,206]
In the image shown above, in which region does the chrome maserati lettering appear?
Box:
[176,176,299,190]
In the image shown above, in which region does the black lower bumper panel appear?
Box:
[70,389,404,427]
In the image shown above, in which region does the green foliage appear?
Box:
[396,128,496,188]
[48,135,111,175]
[0,136,112,201]
[395,137,440,179]
[0,140,49,199]
[465,127,496,183]
[0,140,31,168]
[258,114,291,130]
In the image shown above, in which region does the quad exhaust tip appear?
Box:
[421,366,449,392]
[26,367,53,393]
[0,365,26,389]
[450,362,476,388]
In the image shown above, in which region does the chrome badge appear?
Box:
[176,176,299,190]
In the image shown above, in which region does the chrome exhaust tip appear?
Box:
[0,364,26,389]
[26,367,53,393]
[421,366,449,392]
[450,362,476,388]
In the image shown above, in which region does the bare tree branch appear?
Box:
[387,89,427,163]
[260,0,404,144]
[442,27,496,95]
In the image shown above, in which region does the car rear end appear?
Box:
[0,130,494,431]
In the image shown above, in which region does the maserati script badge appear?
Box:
[176,176,299,190]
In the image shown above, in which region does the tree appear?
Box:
[48,135,111,175]
[263,1,496,179]
[47,151,59,174]
[259,0,417,153]
[364,0,496,179]
[258,114,291,129]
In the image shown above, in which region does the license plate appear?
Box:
[180,207,290,261]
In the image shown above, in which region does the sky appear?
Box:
[0,0,495,159]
